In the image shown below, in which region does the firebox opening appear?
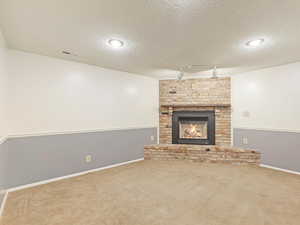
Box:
[172,111,215,145]
[179,119,208,139]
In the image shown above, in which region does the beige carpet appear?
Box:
[1,161,300,225]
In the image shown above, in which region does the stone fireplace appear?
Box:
[144,77,261,165]
[159,77,231,146]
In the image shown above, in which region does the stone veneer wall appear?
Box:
[159,77,231,146]
[144,144,261,165]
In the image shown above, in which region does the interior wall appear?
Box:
[0,49,159,189]
[0,29,7,140]
[0,28,8,208]
[7,50,159,135]
[3,128,157,189]
[232,62,300,131]
[232,62,300,172]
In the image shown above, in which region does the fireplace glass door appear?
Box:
[179,120,208,139]
[172,111,215,145]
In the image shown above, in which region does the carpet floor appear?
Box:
[1,160,300,225]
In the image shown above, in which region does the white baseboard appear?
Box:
[0,191,8,218]
[7,158,144,193]
[260,164,300,175]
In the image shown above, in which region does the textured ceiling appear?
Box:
[1,0,300,78]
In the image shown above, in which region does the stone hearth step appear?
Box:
[144,144,261,165]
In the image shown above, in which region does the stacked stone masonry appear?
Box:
[159,77,231,146]
[144,144,261,165]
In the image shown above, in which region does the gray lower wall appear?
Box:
[234,128,300,172]
[0,193,4,210]
[0,127,157,189]
[0,140,8,207]
[2,127,297,191]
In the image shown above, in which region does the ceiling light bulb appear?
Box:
[246,39,264,47]
[108,39,124,48]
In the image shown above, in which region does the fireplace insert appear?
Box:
[172,111,215,145]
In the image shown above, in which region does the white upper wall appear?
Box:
[232,62,300,132]
[7,50,159,136]
[5,40,300,135]
[0,29,8,139]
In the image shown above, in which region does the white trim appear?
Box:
[6,126,156,139]
[234,127,300,133]
[0,191,8,217]
[260,164,300,175]
[7,158,144,192]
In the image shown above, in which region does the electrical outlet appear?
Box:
[85,155,92,163]
[150,135,155,141]
[242,137,248,145]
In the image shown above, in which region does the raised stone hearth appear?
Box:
[144,144,261,165]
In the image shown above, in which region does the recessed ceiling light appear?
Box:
[107,39,124,48]
[246,39,264,47]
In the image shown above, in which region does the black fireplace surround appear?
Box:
[172,111,215,145]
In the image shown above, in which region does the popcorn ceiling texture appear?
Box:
[2,0,300,77]
[159,77,231,146]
